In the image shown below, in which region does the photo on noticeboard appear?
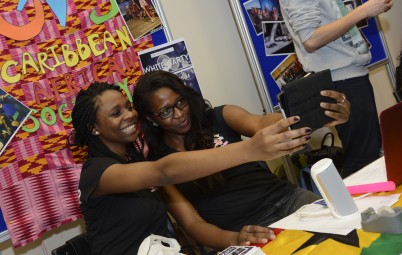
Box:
[116,0,163,40]
[263,21,294,56]
[270,53,307,90]
[243,0,284,35]
[0,88,31,155]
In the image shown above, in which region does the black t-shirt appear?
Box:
[155,106,296,231]
[79,157,167,255]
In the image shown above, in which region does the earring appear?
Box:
[92,130,100,135]
[152,121,158,127]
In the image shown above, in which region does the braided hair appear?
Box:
[133,70,223,190]
[71,82,144,162]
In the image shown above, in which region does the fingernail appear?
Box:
[262,238,268,243]
[320,90,327,96]
[293,116,300,122]
[305,128,312,134]
[305,136,311,141]
[320,102,325,107]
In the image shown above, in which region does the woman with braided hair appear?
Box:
[71,82,312,255]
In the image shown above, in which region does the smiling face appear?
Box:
[93,89,139,157]
[146,87,192,138]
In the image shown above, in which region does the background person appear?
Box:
[279,0,393,177]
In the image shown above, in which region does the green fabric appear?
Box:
[361,234,402,255]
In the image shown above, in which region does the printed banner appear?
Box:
[0,0,156,247]
[138,38,201,94]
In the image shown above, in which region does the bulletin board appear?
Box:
[228,0,394,113]
[0,0,172,247]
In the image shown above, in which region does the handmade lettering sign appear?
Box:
[0,0,164,247]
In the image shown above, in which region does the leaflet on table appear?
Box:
[137,38,202,94]
[269,193,400,235]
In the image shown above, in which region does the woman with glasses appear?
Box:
[133,70,349,251]
[70,81,313,254]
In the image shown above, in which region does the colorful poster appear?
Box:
[138,38,202,94]
[0,0,156,247]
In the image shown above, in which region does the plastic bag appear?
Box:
[138,234,184,255]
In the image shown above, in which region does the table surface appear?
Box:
[261,184,402,255]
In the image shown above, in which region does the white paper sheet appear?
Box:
[269,193,400,235]
[343,157,387,186]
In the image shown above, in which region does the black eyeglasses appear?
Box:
[150,97,189,119]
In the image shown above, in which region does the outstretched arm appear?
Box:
[94,116,311,196]
[303,0,393,52]
[163,185,275,249]
[221,105,284,137]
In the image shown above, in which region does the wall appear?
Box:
[370,1,402,113]
[1,0,401,254]
[159,0,264,115]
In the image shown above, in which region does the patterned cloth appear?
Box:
[0,0,154,247]
[261,185,402,255]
